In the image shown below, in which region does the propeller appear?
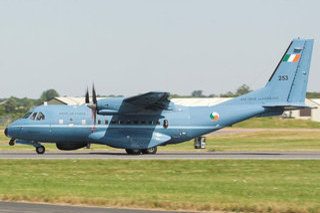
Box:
[85,84,98,132]
[85,87,90,104]
[92,84,97,125]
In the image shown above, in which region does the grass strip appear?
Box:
[0,160,319,212]
[233,117,320,129]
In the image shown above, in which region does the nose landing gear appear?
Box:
[9,138,15,146]
[36,145,45,155]
[9,140,46,155]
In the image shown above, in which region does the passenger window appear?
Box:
[98,120,101,124]
[141,120,146,125]
[104,120,108,125]
[22,112,32,119]
[149,120,153,125]
[119,120,124,125]
[36,112,45,121]
[163,119,168,128]
[111,120,116,124]
[30,112,37,120]
[133,120,138,125]
[156,120,160,125]
[126,120,131,125]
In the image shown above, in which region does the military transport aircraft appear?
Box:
[4,38,314,154]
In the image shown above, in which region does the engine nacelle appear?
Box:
[97,97,144,115]
[56,142,87,151]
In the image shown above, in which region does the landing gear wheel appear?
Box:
[141,147,157,154]
[125,149,141,155]
[36,145,45,154]
[9,139,15,146]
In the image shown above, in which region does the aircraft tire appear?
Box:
[141,147,157,154]
[9,139,15,146]
[36,145,45,154]
[125,149,141,155]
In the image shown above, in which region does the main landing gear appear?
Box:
[141,146,157,154]
[125,146,157,155]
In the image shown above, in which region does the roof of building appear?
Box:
[0,100,7,105]
[47,97,104,106]
[307,99,320,106]
[171,98,232,106]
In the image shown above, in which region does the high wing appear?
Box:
[96,91,171,115]
[263,103,316,110]
[123,91,171,111]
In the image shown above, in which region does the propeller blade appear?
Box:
[92,84,97,105]
[91,108,94,133]
[85,88,90,104]
[93,109,97,125]
[87,84,98,130]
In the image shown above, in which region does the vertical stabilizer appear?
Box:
[224,38,314,106]
[265,38,313,103]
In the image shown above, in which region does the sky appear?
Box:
[0,0,320,98]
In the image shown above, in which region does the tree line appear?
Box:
[171,84,252,98]
[179,84,320,99]
[0,89,59,116]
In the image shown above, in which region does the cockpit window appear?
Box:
[36,112,45,121]
[22,112,32,119]
[30,112,37,120]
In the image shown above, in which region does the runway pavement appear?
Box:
[0,150,320,159]
[0,201,183,213]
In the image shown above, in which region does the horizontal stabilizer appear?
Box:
[263,103,315,110]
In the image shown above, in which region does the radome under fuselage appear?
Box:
[7,102,266,149]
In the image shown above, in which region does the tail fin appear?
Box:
[226,38,314,106]
[265,38,314,103]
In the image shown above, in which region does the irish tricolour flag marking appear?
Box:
[283,54,301,62]
[210,112,219,121]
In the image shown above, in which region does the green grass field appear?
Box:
[1,118,320,212]
[0,160,319,213]
[234,117,320,128]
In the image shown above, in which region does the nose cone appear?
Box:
[4,128,8,137]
